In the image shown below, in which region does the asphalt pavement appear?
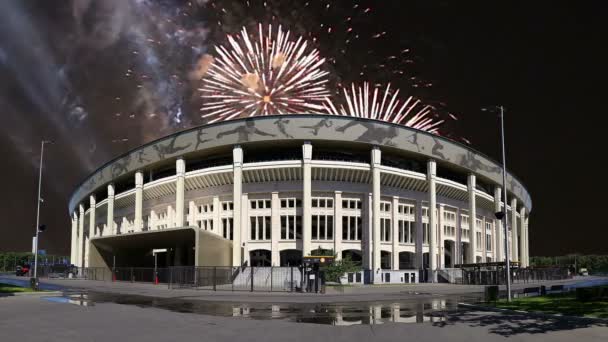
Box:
[0,294,606,342]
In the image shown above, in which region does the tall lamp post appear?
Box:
[32,139,53,290]
[483,106,512,302]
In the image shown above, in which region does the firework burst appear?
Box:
[323,82,444,133]
[199,24,330,122]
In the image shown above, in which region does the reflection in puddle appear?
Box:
[42,292,480,325]
[42,294,94,307]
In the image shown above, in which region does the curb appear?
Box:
[0,291,63,297]
[457,302,608,323]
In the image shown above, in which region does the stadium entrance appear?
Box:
[88,227,232,277]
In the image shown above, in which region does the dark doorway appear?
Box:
[399,252,415,269]
[423,252,429,268]
[444,240,454,267]
[380,251,391,270]
[280,249,302,266]
[249,249,271,266]
[341,249,363,266]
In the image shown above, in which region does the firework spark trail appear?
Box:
[199,24,331,122]
[323,82,444,133]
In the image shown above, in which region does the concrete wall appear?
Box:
[195,230,233,267]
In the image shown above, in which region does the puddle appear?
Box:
[42,294,94,307]
[43,291,482,325]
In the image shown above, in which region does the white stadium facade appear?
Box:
[68,114,531,284]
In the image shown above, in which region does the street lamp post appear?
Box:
[498,106,512,302]
[484,106,512,302]
[32,140,53,290]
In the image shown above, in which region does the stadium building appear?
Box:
[69,115,531,284]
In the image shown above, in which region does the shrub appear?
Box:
[485,285,499,302]
[576,288,594,302]
[576,286,608,302]
[321,256,361,282]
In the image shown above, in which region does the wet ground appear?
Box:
[42,290,483,326]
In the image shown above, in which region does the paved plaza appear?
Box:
[1,276,607,341]
[0,275,596,303]
[0,294,606,342]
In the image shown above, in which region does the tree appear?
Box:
[321,255,361,282]
[309,247,334,256]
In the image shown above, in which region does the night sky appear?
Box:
[1,1,606,256]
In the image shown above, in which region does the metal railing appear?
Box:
[24,265,77,279]
[438,268,463,283]
[113,267,169,283]
[28,267,170,283]
[457,267,571,285]
[168,266,302,292]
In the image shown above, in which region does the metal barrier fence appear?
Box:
[27,266,169,284]
[113,267,169,283]
[23,265,78,279]
[459,267,571,285]
[168,266,302,292]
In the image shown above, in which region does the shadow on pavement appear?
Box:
[433,308,607,337]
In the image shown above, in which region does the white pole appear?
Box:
[33,141,45,281]
[499,106,512,302]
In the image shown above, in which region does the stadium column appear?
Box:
[363,193,372,270]
[232,146,243,267]
[175,158,186,227]
[493,186,502,261]
[391,196,399,270]
[70,212,77,265]
[467,174,477,264]
[371,147,381,283]
[519,207,527,267]
[89,195,96,239]
[415,200,423,269]
[334,191,342,260]
[134,171,144,232]
[525,217,530,266]
[481,217,487,262]
[271,191,280,266]
[85,195,95,267]
[511,198,518,263]
[455,208,462,265]
[302,142,313,256]
[189,201,197,229]
[78,204,85,268]
[427,160,437,282]
[213,196,221,234]
[241,193,249,265]
[438,204,445,269]
[107,184,115,235]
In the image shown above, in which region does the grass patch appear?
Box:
[0,283,39,293]
[495,289,608,318]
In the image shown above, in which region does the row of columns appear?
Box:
[70,143,530,272]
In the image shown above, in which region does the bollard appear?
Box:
[30,277,39,291]
[250,267,254,292]
[484,285,499,303]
